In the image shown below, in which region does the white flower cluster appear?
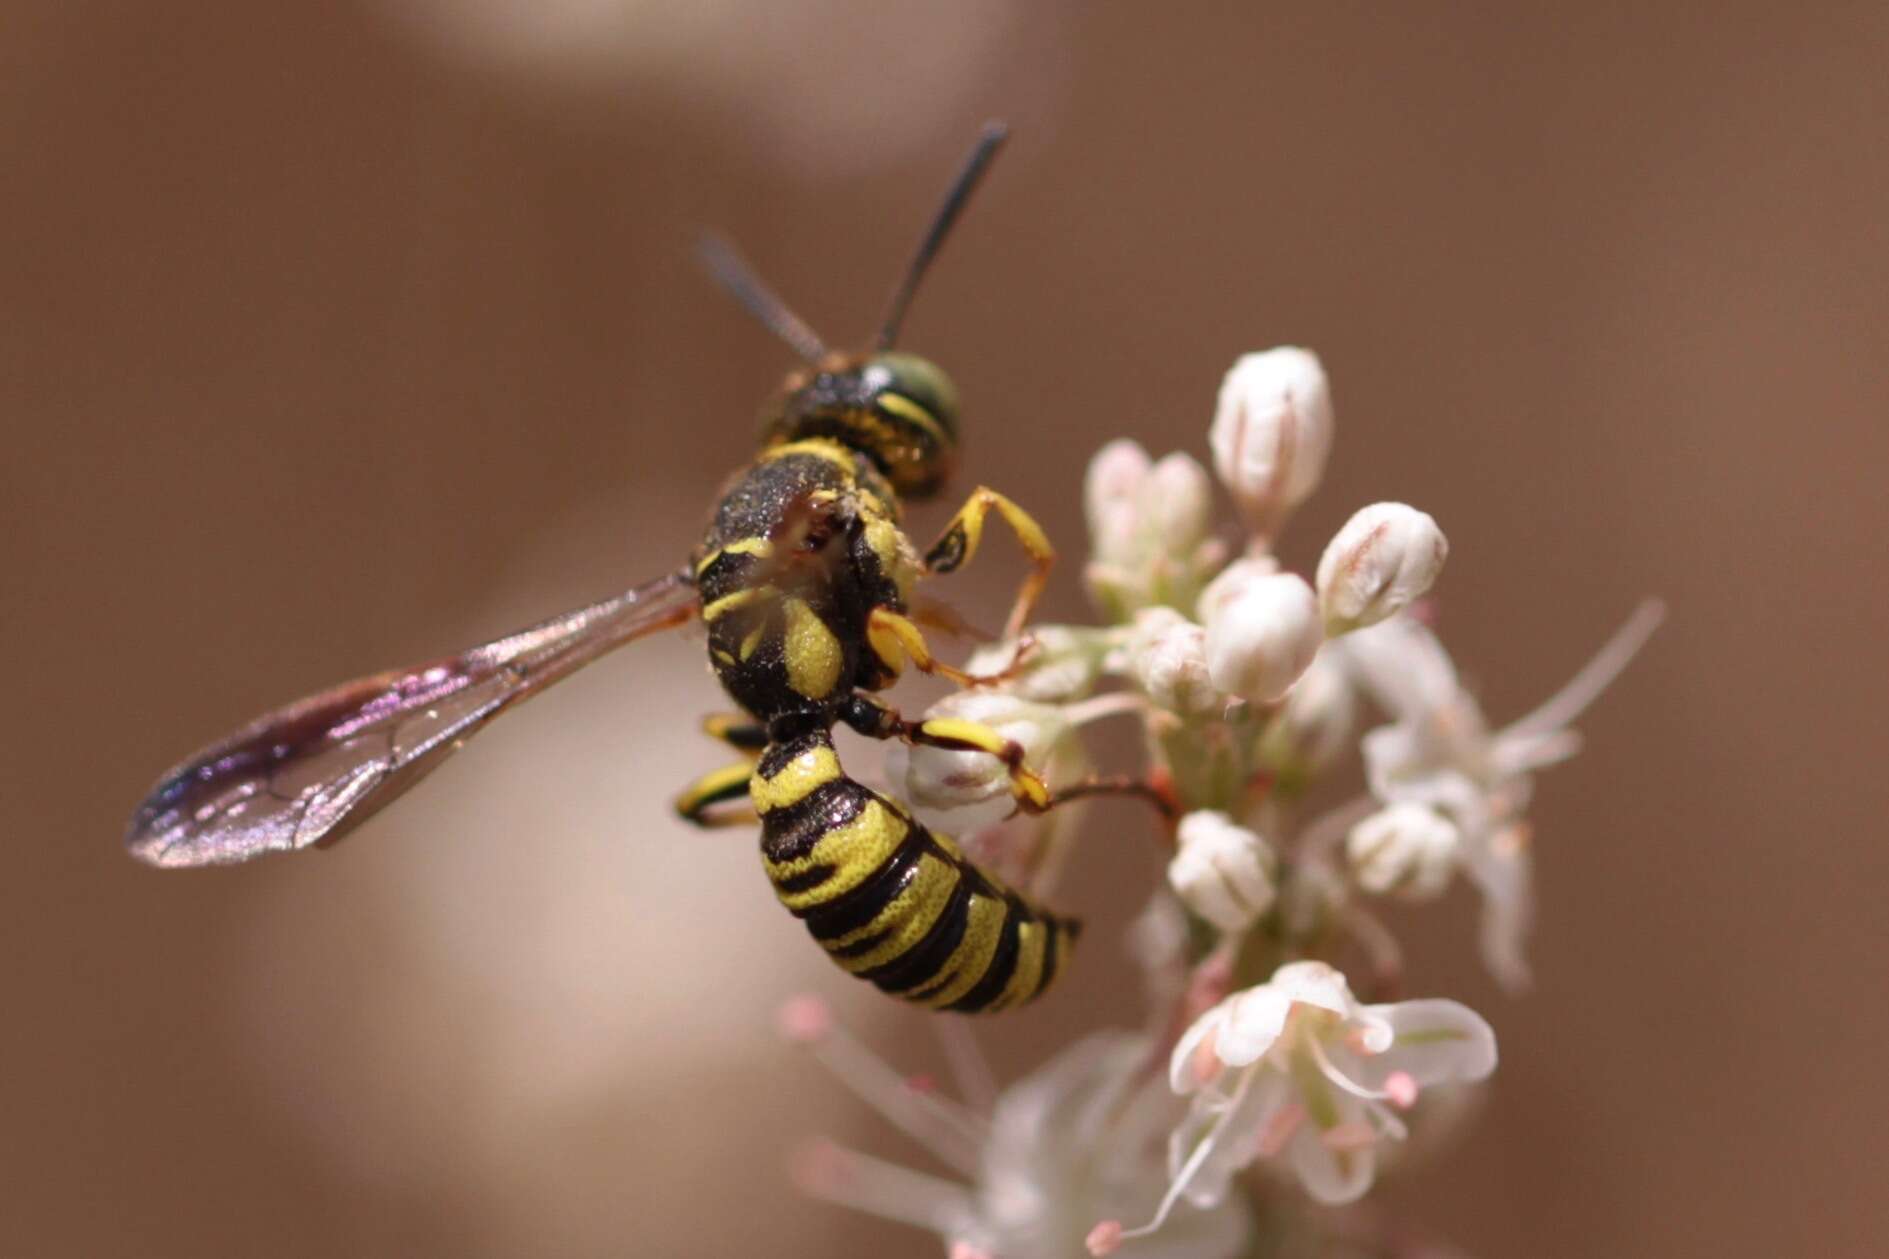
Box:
[792,348,1661,1257]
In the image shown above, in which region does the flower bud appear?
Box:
[1316,502,1448,634]
[1084,439,1151,562]
[896,691,1069,819]
[964,625,1101,704]
[1346,802,1460,900]
[1203,572,1321,704]
[1169,810,1278,931]
[1209,348,1334,533]
[1142,452,1213,555]
[1126,608,1220,715]
[1195,555,1281,628]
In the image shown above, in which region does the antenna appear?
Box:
[874,120,1009,351]
[696,232,830,363]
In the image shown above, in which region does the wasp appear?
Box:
[125,124,1140,1014]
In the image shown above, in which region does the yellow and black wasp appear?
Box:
[124,123,1121,1014]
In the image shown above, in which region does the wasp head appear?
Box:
[764,352,959,500]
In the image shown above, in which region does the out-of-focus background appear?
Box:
[6,3,1885,1256]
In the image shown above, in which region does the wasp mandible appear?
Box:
[126,123,1125,1014]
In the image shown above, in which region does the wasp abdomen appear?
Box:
[752,730,1077,1013]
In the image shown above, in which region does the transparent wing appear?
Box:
[126,571,699,868]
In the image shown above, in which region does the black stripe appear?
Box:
[755,730,833,781]
[773,863,835,895]
[944,895,1024,1013]
[1031,917,1068,1002]
[760,780,867,865]
[829,928,890,960]
[800,829,925,933]
[862,874,972,996]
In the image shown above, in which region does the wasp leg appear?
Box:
[674,762,758,828]
[866,606,1033,691]
[838,693,1050,813]
[921,487,1056,641]
[700,712,769,754]
[1040,774,1177,820]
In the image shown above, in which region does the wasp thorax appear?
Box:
[763,352,960,499]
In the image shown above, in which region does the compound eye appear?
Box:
[869,352,959,444]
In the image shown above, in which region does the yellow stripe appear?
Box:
[703,586,769,622]
[767,800,907,911]
[750,744,842,814]
[914,892,1008,1008]
[876,392,948,445]
[783,598,844,699]
[761,438,857,477]
[995,918,1049,1011]
[675,764,753,816]
[824,853,959,973]
[696,536,774,577]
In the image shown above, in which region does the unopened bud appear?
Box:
[1084,439,1152,562]
[1203,572,1321,704]
[1169,810,1278,931]
[1196,555,1281,628]
[1143,452,1213,555]
[1209,348,1334,534]
[1316,502,1448,634]
[898,691,1069,818]
[1126,608,1220,715]
[1346,802,1460,900]
[964,625,1101,704]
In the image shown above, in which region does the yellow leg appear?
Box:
[700,712,768,754]
[839,692,1050,812]
[674,762,758,828]
[923,486,1056,641]
[866,607,1033,690]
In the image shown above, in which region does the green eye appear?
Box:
[870,353,960,440]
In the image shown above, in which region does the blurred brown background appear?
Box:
[6,3,1885,1256]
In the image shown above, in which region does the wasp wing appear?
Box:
[126,571,699,869]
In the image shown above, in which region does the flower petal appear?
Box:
[1360,999,1498,1087]
[1168,1003,1229,1093]
[1284,1089,1377,1205]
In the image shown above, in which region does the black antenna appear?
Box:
[697,232,830,363]
[874,120,1009,351]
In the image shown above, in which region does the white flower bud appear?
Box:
[1203,572,1321,704]
[1316,502,1448,634]
[1084,439,1151,561]
[1142,452,1213,555]
[1126,608,1220,715]
[1195,554,1281,628]
[897,691,1069,818]
[1209,348,1334,532]
[1169,810,1278,931]
[1346,803,1460,900]
[963,625,1101,704]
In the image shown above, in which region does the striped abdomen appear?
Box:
[751,729,1079,1013]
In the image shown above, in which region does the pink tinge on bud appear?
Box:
[1384,1070,1419,1110]
[1183,949,1236,1023]
[789,1139,853,1193]
[1191,1029,1223,1087]
[1086,1219,1125,1256]
[905,1072,940,1095]
[949,1242,996,1259]
[776,994,833,1044]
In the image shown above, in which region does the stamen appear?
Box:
[1384,1071,1419,1110]
[1062,692,1150,727]
[1254,1102,1305,1157]
[791,1139,979,1236]
[1119,1065,1256,1242]
[1308,1034,1395,1104]
[933,1015,1000,1114]
[1086,1219,1125,1256]
[1321,1121,1378,1153]
[782,999,987,1173]
[777,994,833,1044]
[1502,599,1665,742]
